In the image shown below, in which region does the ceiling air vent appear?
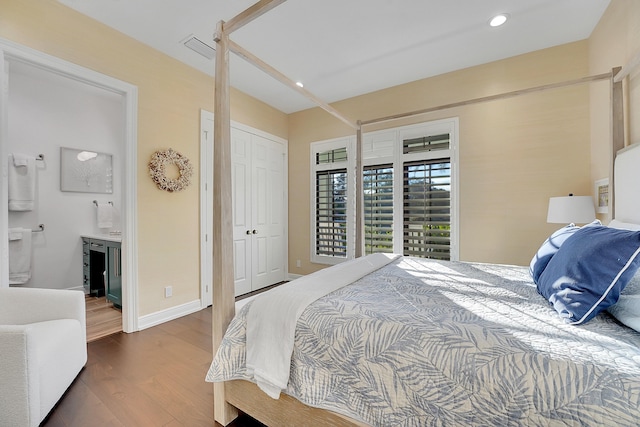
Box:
[183,35,216,60]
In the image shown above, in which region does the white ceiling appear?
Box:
[57,0,610,114]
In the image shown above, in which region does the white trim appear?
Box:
[137,299,202,331]
[122,81,139,333]
[200,110,214,308]
[232,120,288,146]
[450,118,460,261]
[0,56,9,285]
[0,37,139,332]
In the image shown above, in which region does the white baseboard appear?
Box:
[287,273,303,281]
[137,299,202,331]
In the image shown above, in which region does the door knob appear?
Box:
[246,230,251,235]
[252,230,258,234]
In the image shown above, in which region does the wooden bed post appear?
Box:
[212,19,238,426]
[355,121,364,258]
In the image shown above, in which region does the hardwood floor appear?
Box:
[43,307,265,427]
[85,295,122,342]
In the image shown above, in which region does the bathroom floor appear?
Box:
[85,295,122,342]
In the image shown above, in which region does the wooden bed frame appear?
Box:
[211,1,637,425]
[225,380,368,426]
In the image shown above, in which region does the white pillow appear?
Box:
[607,220,640,332]
[608,219,640,231]
[608,271,640,332]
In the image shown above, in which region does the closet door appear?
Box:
[232,128,286,296]
[232,129,253,296]
[251,135,285,289]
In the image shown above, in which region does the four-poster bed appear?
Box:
[209,1,640,425]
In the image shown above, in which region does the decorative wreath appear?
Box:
[148,148,193,192]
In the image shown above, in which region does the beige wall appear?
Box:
[289,41,594,273]
[589,0,640,225]
[0,0,288,316]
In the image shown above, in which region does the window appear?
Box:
[311,139,352,263]
[316,147,347,164]
[310,119,458,264]
[316,169,348,257]
[364,165,394,254]
[403,133,450,154]
[403,159,451,260]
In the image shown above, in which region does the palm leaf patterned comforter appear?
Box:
[207,257,640,426]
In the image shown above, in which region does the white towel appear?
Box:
[8,153,36,211]
[8,229,22,241]
[12,153,29,166]
[8,228,32,285]
[97,203,113,229]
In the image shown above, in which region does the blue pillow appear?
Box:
[537,225,640,324]
[529,224,579,283]
[529,220,601,283]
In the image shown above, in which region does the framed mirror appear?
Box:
[60,147,113,193]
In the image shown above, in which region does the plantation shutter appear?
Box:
[315,168,348,257]
[363,165,393,254]
[403,159,451,260]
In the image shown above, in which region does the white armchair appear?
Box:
[0,287,87,427]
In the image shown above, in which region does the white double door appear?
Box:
[232,127,286,296]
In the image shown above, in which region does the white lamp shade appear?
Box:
[547,195,596,224]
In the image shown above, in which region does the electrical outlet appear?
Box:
[296,259,301,268]
[164,286,172,298]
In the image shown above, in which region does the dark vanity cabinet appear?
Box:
[105,240,122,308]
[82,236,122,309]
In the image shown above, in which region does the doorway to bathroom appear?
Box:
[0,38,139,333]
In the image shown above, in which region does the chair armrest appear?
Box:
[0,325,39,426]
[0,288,86,342]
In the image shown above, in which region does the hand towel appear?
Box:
[8,229,23,241]
[12,153,29,166]
[8,153,36,211]
[97,203,113,229]
[8,228,32,285]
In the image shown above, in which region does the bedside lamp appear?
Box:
[547,194,596,224]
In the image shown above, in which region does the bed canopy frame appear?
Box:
[211,1,636,424]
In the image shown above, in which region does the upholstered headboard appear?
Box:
[614,142,640,224]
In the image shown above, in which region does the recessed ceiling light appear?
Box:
[489,14,509,27]
[296,81,304,88]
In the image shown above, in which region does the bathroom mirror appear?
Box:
[60,147,113,193]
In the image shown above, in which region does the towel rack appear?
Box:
[32,224,44,232]
[93,200,113,206]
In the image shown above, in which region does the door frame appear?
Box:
[199,110,213,308]
[0,38,139,333]
[199,109,289,305]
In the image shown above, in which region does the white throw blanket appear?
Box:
[8,154,36,211]
[245,253,400,398]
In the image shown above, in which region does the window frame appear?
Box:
[310,137,355,265]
